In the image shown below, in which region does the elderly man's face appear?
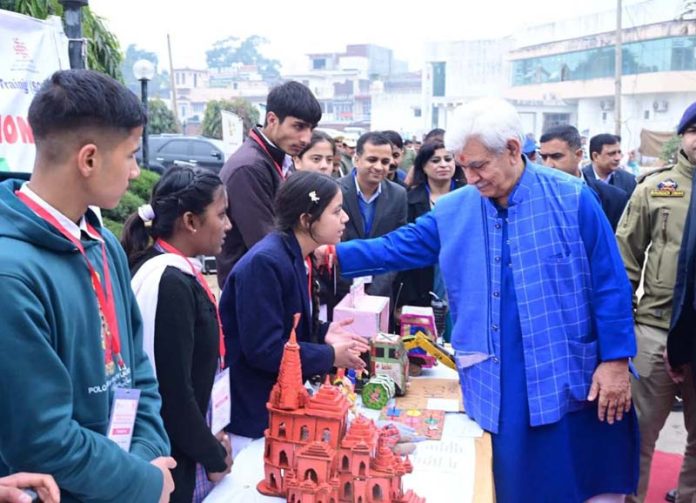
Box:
[457,138,523,203]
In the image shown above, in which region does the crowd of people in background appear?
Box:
[0,70,694,503]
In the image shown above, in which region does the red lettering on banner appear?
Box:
[16,116,34,144]
[0,115,35,145]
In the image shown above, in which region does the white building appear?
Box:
[284,45,408,128]
[369,0,695,156]
[170,67,268,125]
[422,38,514,133]
[505,0,696,152]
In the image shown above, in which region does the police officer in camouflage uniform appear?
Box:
[618,102,696,503]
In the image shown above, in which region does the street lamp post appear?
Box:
[58,0,89,69]
[133,59,155,170]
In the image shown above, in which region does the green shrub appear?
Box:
[103,190,144,224]
[660,135,681,164]
[129,169,160,201]
[103,218,124,238]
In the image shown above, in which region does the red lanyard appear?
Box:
[249,130,285,180]
[306,256,313,299]
[156,239,226,368]
[16,191,123,369]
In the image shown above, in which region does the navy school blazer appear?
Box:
[219,231,334,438]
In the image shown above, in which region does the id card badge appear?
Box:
[107,388,141,451]
[210,368,231,435]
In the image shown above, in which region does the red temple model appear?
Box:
[258,314,425,503]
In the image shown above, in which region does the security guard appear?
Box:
[618,102,696,503]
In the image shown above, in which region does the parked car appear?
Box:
[137,135,228,174]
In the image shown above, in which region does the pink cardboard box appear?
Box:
[333,281,389,340]
[400,305,438,340]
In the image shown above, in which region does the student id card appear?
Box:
[210,368,231,435]
[107,388,140,451]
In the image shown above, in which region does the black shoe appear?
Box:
[672,397,684,412]
[665,488,677,502]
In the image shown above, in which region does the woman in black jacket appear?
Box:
[398,141,465,341]
[122,167,234,502]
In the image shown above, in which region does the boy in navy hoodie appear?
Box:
[0,70,174,502]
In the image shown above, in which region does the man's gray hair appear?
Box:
[445,97,525,155]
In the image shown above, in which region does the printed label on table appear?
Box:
[107,388,141,451]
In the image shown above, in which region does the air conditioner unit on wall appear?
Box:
[600,99,615,111]
[652,100,669,113]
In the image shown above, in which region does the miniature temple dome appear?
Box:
[269,314,309,411]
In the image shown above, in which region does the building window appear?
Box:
[542,113,571,132]
[300,425,309,441]
[432,62,446,97]
[512,35,696,86]
[279,422,287,438]
[602,112,608,122]
[322,428,331,442]
[644,110,650,119]
[414,107,422,118]
[342,456,350,471]
[279,450,289,467]
[313,58,326,70]
[432,105,440,129]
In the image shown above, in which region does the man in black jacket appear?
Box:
[335,132,407,306]
[216,81,322,286]
[582,133,637,197]
[540,126,629,231]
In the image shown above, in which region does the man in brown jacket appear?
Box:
[216,81,322,287]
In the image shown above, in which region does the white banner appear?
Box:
[0,10,69,173]
[220,110,243,158]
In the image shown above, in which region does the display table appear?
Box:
[205,366,494,503]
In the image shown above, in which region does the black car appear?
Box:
[138,135,228,174]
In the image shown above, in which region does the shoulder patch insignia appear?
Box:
[650,178,684,197]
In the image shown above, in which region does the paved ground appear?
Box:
[656,410,688,455]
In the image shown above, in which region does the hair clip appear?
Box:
[309,191,320,204]
[137,204,155,227]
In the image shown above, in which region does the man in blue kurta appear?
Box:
[326,98,639,502]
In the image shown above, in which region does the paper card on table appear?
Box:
[396,378,464,412]
[427,398,460,412]
[442,413,484,438]
[211,368,231,434]
[107,388,140,451]
[403,436,477,503]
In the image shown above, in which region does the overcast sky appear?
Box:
[90,0,650,74]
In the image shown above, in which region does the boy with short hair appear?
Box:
[0,69,174,503]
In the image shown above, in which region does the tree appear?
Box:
[201,98,259,140]
[5,0,123,81]
[205,35,281,82]
[660,135,681,164]
[147,99,178,135]
[121,44,171,98]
